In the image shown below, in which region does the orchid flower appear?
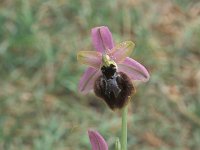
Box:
[77,26,149,110]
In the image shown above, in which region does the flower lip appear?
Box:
[94,71,135,110]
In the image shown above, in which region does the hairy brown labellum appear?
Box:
[94,65,135,110]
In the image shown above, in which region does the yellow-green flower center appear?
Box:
[102,54,117,68]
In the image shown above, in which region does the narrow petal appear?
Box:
[92,26,114,52]
[77,51,102,69]
[118,57,150,82]
[88,130,108,150]
[78,67,101,94]
[109,41,135,63]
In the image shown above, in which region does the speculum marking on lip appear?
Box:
[94,63,135,110]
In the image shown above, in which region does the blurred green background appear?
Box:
[0,0,200,149]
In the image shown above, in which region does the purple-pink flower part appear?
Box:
[88,130,108,150]
[92,26,114,53]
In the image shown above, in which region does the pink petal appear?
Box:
[118,57,150,82]
[88,130,108,150]
[78,67,101,94]
[109,41,135,63]
[77,51,102,69]
[91,26,114,53]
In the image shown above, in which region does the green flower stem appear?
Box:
[121,104,128,150]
